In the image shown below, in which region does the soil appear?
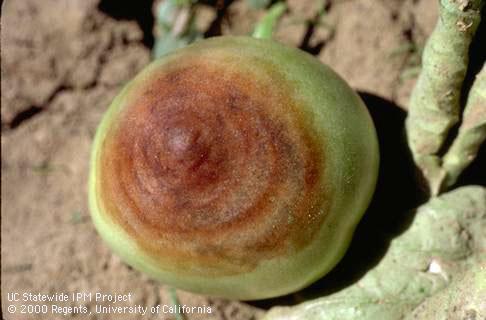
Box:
[1,0,439,319]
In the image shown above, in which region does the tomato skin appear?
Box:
[89,36,379,300]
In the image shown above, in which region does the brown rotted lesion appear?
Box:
[97,58,328,275]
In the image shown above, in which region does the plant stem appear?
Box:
[405,0,483,195]
[252,2,287,39]
[442,64,486,187]
[168,287,185,320]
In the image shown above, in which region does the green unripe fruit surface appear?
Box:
[89,36,379,300]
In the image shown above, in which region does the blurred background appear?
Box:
[1,0,463,319]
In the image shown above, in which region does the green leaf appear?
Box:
[152,0,202,59]
[405,261,486,319]
[252,2,287,39]
[264,186,486,320]
[247,0,271,10]
[152,31,201,59]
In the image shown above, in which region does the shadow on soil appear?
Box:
[202,0,236,37]
[98,0,155,48]
[249,92,424,309]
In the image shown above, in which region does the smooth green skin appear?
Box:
[89,36,379,300]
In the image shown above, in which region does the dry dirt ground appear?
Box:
[2,0,438,319]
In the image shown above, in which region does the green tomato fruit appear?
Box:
[89,36,379,300]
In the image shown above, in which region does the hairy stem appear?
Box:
[405,0,483,195]
[442,64,486,187]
